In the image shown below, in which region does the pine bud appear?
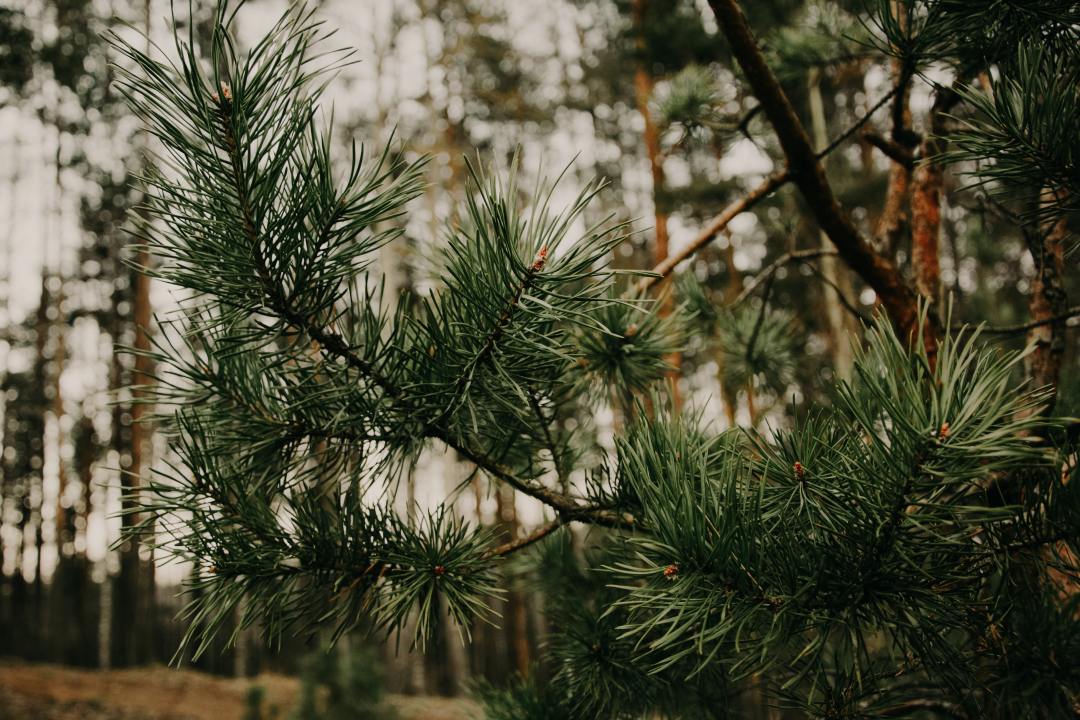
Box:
[212,82,232,107]
[530,245,548,272]
[793,461,805,482]
[938,421,950,440]
[433,565,446,577]
[624,323,639,338]
[663,564,679,581]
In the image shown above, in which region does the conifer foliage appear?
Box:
[112,2,1079,717]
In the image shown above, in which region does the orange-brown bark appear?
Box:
[1025,198,1069,402]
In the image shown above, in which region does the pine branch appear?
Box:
[636,83,897,295]
[705,0,921,340]
[486,519,564,558]
[955,306,1080,335]
[202,86,634,529]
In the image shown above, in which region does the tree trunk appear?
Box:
[1023,191,1069,405]
[808,69,857,379]
[632,0,681,405]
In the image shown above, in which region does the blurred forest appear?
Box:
[0,0,1076,704]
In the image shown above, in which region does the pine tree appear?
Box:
[111,2,1079,717]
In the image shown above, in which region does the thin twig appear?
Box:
[729,249,839,307]
[815,85,898,160]
[487,519,564,558]
[955,306,1080,335]
[636,82,898,294]
[863,131,916,169]
[744,272,774,365]
[805,262,873,324]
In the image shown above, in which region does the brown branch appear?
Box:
[706,0,921,340]
[635,83,898,296]
[635,170,789,294]
[960,306,1080,336]
[863,131,915,169]
[486,519,564,558]
[729,249,839,307]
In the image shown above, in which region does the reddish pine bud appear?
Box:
[793,461,805,482]
[624,323,639,338]
[433,565,446,576]
[938,421,950,440]
[663,564,679,581]
[531,246,548,272]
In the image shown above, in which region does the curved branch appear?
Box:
[955,306,1080,335]
[635,171,789,294]
[635,83,898,295]
[729,249,839,307]
[706,0,921,339]
[486,519,564,558]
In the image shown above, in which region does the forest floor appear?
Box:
[0,661,478,720]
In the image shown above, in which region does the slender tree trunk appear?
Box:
[632,0,681,405]
[808,69,856,379]
[877,0,914,260]
[1023,190,1069,405]
[497,486,531,676]
[911,113,946,311]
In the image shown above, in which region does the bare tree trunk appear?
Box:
[1024,190,1069,405]
[808,69,856,379]
[496,485,531,676]
[632,0,681,405]
[911,123,945,312]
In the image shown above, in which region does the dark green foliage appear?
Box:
[473,673,574,720]
[945,44,1080,221]
[109,1,659,661]
[576,296,686,403]
[715,305,798,395]
[291,644,395,720]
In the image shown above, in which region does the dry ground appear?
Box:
[0,661,478,720]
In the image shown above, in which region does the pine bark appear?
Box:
[1024,192,1069,403]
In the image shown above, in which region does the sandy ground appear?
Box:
[0,662,479,720]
